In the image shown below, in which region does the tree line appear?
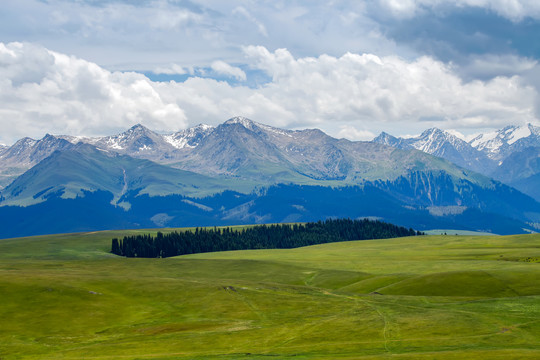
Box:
[111,218,423,258]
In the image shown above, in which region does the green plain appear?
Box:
[1,229,539,359]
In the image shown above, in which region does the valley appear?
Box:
[1,230,539,359]
[3,4,540,360]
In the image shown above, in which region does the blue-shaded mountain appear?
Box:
[470,124,540,161]
[373,124,540,201]
[491,146,540,202]
[2,117,540,237]
[373,128,496,174]
[1,174,538,238]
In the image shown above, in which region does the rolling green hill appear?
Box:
[1,230,539,359]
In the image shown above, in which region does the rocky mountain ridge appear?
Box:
[1,117,474,187]
[470,124,540,161]
[0,117,539,237]
[372,123,540,201]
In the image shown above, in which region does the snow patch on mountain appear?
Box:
[470,131,500,152]
[445,129,467,141]
[223,116,293,137]
[411,129,448,153]
[106,137,125,150]
[507,125,531,145]
[164,124,214,149]
[256,122,295,138]
[163,135,191,149]
[372,127,497,174]
[470,124,540,160]
[224,116,256,129]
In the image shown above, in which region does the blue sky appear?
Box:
[0,0,539,144]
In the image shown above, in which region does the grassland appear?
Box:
[0,228,539,359]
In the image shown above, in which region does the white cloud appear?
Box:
[153,63,187,75]
[458,54,538,80]
[379,0,540,21]
[0,1,405,72]
[210,61,246,81]
[0,42,538,145]
[232,6,268,37]
[1,0,538,87]
[0,42,186,142]
[241,46,537,130]
[337,126,376,141]
[379,0,419,17]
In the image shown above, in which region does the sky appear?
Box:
[1,0,540,145]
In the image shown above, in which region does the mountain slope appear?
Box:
[470,123,540,161]
[88,124,183,163]
[61,123,215,163]
[372,124,540,201]
[163,123,214,149]
[2,117,540,237]
[3,117,494,205]
[0,143,246,208]
[491,146,540,201]
[373,128,495,173]
[169,118,491,186]
[0,134,73,189]
[1,177,538,238]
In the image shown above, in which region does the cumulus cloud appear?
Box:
[0,42,186,142]
[210,61,246,81]
[242,46,537,130]
[0,42,538,144]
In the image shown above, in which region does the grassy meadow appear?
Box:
[0,228,539,359]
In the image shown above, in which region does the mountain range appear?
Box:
[1,117,539,238]
[373,124,540,201]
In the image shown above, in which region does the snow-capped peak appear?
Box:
[164,123,215,149]
[414,128,441,152]
[224,116,259,130]
[409,127,469,154]
[58,135,96,145]
[470,124,527,148]
[126,123,150,134]
[225,116,253,125]
[193,123,214,131]
[372,132,401,147]
[469,123,540,160]
[224,116,295,138]
[14,137,38,148]
[444,129,467,141]
[470,130,499,150]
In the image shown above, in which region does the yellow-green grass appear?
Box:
[0,230,539,359]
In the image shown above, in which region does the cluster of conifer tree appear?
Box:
[111,218,422,258]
